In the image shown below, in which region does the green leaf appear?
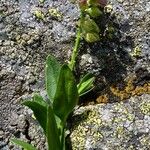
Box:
[33,93,47,107]
[22,101,47,134]
[53,65,79,123]
[45,55,61,102]
[77,73,95,96]
[10,139,37,150]
[46,105,61,150]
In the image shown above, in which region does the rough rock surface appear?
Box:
[70,94,150,150]
[0,0,150,150]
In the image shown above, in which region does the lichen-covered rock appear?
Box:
[0,0,150,149]
[70,94,150,150]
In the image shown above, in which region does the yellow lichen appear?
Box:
[70,109,102,149]
[127,145,135,150]
[33,10,44,20]
[127,113,135,121]
[96,75,149,103]
[96,94,109,103]
[116,126,124,138]
[71,124,86,150]
[139,135,150,147]
[140,102,150,115]
[132,86,148,96]
[86,110,102,126]
[125,79,135,93]
[130,46,142,57]
[110,79,150,102]
[49,8,62,20]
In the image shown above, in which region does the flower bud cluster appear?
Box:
[78,0,108,42]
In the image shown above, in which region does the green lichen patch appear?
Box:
[140,102,150,115]
[130,46,142,58]
[48,8,62,20]
[70,107,103,149]
[33,10,45,20]
[15,30,41,46]
[139,135,150,147]
[71,94,150,149]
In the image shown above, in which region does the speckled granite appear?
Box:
[0,0,150,149]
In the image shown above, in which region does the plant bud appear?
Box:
[86,6,102,18]
[97,0,107,7]
[85,32,100,42]
[78,0,88,10]
[87,0,97,6]
[87,0,107,7]
[81,16,100,33]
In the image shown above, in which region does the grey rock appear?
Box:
[0,0,150,149]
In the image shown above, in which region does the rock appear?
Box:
[0,0,150,149]
[70,94,150,149]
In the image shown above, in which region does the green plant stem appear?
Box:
[69,27,81,70]
[69,12,84,71]
[61,128,65,150]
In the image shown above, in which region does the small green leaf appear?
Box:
[46,105,61,150]
[22,101,47,133]
[53,65,79,123]
[77,73,95,96]
[11,139,37,150]
[45,55,61,102]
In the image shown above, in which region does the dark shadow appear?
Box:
[75,11,136,104]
